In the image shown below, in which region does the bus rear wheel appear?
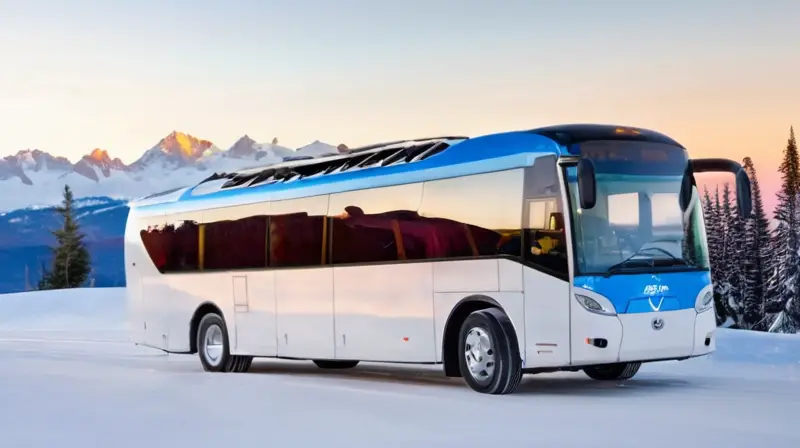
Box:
[583,362,641,381]
[197,313,253,373]
[457,308,522,395]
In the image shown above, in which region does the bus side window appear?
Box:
[418,169,523,260]
[156,220,200,272]
[270,212,325,267]
[204,216,268,270]
[327,184,424,265]
[522,154,569,278]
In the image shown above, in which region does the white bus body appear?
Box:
[125,125,750,394]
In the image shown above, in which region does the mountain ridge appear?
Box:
[0,131,345,212]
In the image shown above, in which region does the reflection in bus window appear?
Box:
[270,212,325,267]
[140,219,200,273]
[204,216,268,270]
[137,165,570,278]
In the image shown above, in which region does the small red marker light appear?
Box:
[403,337,409,342]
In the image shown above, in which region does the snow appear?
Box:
[0,288,796,447]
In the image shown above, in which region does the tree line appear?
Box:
[704,127,798,333]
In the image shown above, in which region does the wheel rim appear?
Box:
[203,324,224,366]
[464,327,495,382]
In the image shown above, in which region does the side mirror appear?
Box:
[678,164,693,212]
[735,169,752,218]
[577,158,597,210]
[689,158,752,218]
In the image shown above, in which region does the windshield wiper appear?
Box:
[605,247,692,277]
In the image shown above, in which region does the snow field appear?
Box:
[0,287,797,448]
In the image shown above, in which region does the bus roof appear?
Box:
[132,123,683,214]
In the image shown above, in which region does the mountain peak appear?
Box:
[3,148,72,172]
[89,148,110,162]
[128,131,219,171]
[227,134,260,158]
[157,131,215,158]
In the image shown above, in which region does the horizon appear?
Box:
[1,0,798,215]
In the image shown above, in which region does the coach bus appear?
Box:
[124,123,751,395]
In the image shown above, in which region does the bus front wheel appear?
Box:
[457,308,522,395]
[197,313,253,373]
[583,362,641,381]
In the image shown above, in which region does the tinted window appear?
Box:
[202,204,270,271]
[522,155,568,277]
[137,166,569,277]
[417,169,524,260]
[328,184,423,264]
[204,216,269,270]
[269,196,328,267]
[140,214,200,273]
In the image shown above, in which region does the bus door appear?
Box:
[521,156,572,367]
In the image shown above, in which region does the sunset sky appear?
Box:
[1,0,798,215]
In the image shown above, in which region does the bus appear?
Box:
[124,123,752,395]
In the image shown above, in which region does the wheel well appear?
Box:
[189,302,224,354]
[442,296,501,377]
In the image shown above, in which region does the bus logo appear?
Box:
[651,317,665,331]
[643,284,669,295]
[648,296,665,311]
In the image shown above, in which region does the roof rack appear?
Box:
[348,136,469,153]
[195,136,469,193]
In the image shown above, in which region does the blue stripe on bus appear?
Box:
[574,270,711,314]
[135,131,562,212]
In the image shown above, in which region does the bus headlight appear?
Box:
[695,289,714,313]
[575,294,617,316]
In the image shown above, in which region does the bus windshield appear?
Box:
[563,141,710,276]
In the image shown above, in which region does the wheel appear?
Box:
[583,362,641,381]
[313,360,359,369]
[457,307,523,395]
[197,313,253,373]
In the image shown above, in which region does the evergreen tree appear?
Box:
[38,185,91,290]
[766,126,800,332]
[741,157,772,330]
[703,186,728,325]
[720,182,746,327]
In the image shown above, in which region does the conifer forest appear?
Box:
[705,127,798,333]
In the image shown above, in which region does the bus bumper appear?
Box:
[617,308,716,362]
[572,308,716,366]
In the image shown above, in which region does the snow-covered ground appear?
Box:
[0,288,797,447]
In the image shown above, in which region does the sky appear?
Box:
[0,0,798,215]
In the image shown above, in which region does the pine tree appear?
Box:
[38,185,91,290]
[703,186,728,325]
[741,157,772,330]
[720,182,745,327]
[766,126,800,332]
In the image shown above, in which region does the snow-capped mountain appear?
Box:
[0,132,342,212]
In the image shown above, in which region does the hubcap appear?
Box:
[464,327,495,381]
[203,324,224,366]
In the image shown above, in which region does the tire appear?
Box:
[196,313,253,373]
[583,362,641,381]
[457,307,523,395]
[313,360,359,369]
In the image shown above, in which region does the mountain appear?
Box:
[0,132,340,212]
